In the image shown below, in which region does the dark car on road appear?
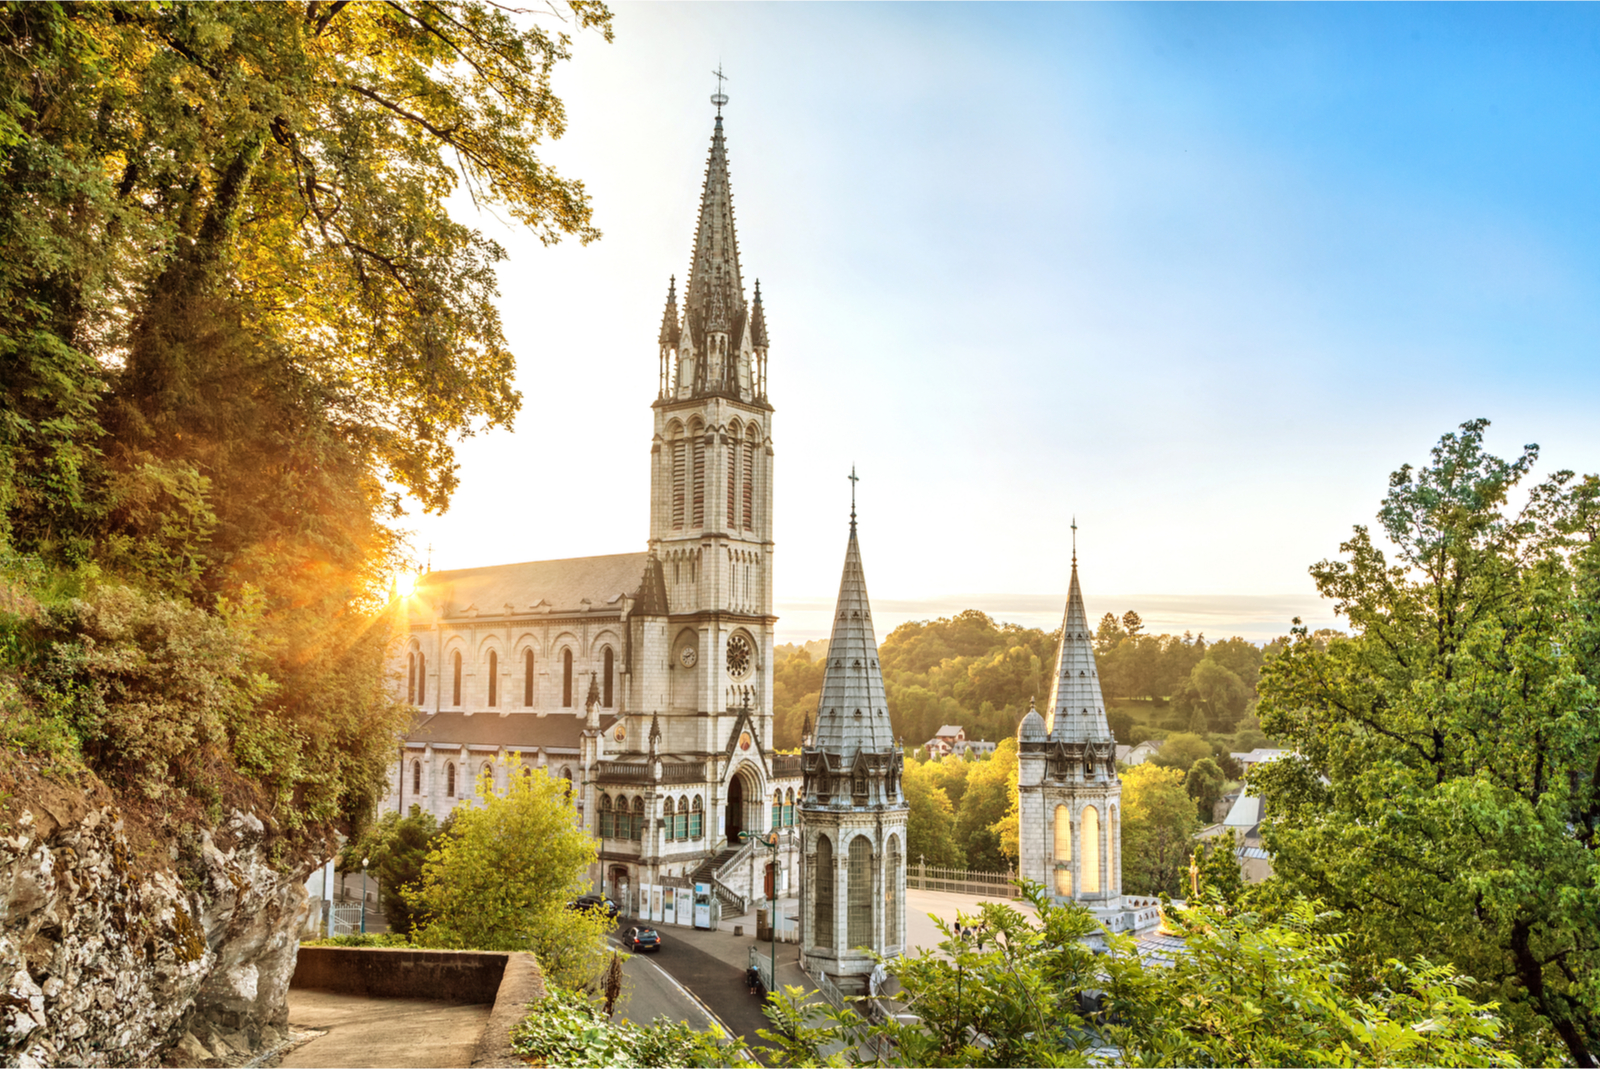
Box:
[623,926,661,952]
[569,893,620,919]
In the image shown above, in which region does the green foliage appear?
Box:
[1254,419,1600,1066]
[954,738,1018,872]
[407,764,604,991]
[1147,732,1212,774]
[1184,757,1227,823]
[338,804,442,936]
[510,986,748,1068]
[1193,829,1245,906]
[1121,763,1200,897]
[302,932,411,948]
[902,756,965,869]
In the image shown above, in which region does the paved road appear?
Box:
[614,924,778,1058]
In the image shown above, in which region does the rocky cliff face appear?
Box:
[1,775,311,1067]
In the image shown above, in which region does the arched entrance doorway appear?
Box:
[725,773,744,840]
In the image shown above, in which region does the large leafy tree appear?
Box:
[1255,419,1600,1066]
[1120,763,1199,897]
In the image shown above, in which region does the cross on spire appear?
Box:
[1071,516,1077,568]
[711,64,729,115]
[849,466,860,531]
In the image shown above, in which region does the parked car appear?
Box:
[569,893,620,919]
[623,926,662,952]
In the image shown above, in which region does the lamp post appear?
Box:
[954,920,987,1046]
[360,856,369,934]
[738,828,781,995]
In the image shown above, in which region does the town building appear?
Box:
[1015,533,1162,937]
[798,502,910,994]
[921,724,998,760]
[381,102,801,919]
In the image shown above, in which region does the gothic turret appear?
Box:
[1046,551,1115,746]
[808,510,896,766]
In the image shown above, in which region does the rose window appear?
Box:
[726,634,753,680]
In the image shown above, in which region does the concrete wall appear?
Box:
[291,947,511,1005]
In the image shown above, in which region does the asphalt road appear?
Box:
[610,925,779,1059]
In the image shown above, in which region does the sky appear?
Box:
[407,3,1600,643]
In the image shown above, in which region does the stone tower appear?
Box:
[1017,535,1132,916]
[799,496,908,993]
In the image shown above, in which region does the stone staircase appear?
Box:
[692,844,749,913]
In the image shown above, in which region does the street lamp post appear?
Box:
[954,920,987,1046]
[738,828,781,995]
[360,856,369,934]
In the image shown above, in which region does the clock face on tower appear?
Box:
[678,646,697,669]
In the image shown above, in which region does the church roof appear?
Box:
[404,711,584,752]
[810,513,896,762]
[413,552,653,619]
[1045,554,1115,745]
[682,113,748,361]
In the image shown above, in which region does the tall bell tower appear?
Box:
[646,96,776,752]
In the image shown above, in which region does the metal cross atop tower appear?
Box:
[1071,516,1077,566]
[711,65,729,114]
[849,466,860,527]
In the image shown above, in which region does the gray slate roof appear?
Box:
[414,552,651,618]
[1046,562,1115,746]
[812,521,896,762]
[405,711,585,753]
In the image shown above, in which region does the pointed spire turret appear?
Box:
[750,278,768,350]
[1045,541,1114,745]
[811,494,896,762]
[658,276,680,348]
[682,112,747,381]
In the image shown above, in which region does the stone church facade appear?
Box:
[381,108,801,916]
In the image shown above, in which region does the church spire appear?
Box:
[682,109,747,382]
[658,276,680,348]
[1045,535,1114,744]
[750,278,768,350]
[811,485,896,762]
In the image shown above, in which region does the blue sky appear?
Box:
[411,3,1600,642]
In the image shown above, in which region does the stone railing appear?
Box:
[907,860,1022,899]
[771,753,804,777]
[595,761,651,783]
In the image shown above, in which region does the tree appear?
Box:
[903,758,965,869]
[1255,419,1600,1066]
[407,764,605,990]
[1120,763,1199,897]
[1147,731,1212,774]
[339,805,442,936]
[1194,828,1245,905]
[953,739,1017,872]
[1184,756,1227,824]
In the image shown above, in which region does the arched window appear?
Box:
[732,422,742,531]
[690,796,704,839]
[407,653,416,704]
[613,795,629,840]
[848,835,873,949]
[1110,805,1120,894]
[562,767,573,796]
[446,761,457,798]
[670,423,687,530]
[603,647,614,708]
[481,761,493,792]
[562,649,573,707]
[784,788,795,827]
[1082,805,1101,894]
[412,760,421,795]
[487,650,498,707]
[743,426,756,531]
[772,790,783,831]
[417,653,426,703]
[523,649,535,707]
[886,836,902,946]
[632,797,645,841]
[690,420,705,527]
[813,835,834,949]
[676,797,688,840]
[599,794,613,839]
[1054,804,1073,897]
[451,651,462,707]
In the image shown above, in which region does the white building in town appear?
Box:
[381,102,800,918]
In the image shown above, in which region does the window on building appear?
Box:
[451,651,462,706]
[446,762,456,798]
[407,653,416,704]
[412,760,421,795]
[632,797,645,841]
[772,790,782,831]
[1054,804,1073,897]
[886,837,902,946]
[853,769,867,798]
[743,428,756,531]
[813,834,834,948]
[417,653,426,704]
[1110,805,1120,894]
[562,649,573,707]
[671,426,686,530]
[727,423,739,527]
[848,835,873,949]
[690,422,705,527]
[523,649,535,707]
[487,650,498,707]
[481,761,493,791]
[690,796,703,839]
[612,795,629,840]
[599,795,613,839]
[784,788,794,827]
[603,647,614,708]
[1082,804,1101,894]
[676,798,688,840]
[562,767,573,796]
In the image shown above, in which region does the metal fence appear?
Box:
[907,861,1021,898]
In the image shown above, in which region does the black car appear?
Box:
[623,926,662,952]
[569,893,620,919]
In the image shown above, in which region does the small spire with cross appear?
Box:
[1071,516,1077,568]
[849,466,859,532]
[711,64,728,115]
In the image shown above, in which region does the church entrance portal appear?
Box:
[725,774,744,840]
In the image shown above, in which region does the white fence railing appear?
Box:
[907,861,1021,899]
